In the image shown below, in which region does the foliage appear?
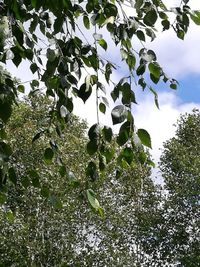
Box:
[0,0,200,201]
[0,96,161,266]
[158,109,200,266]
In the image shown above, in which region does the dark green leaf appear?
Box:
[86,161,98,181]
[143,9,158,26]
[87,139,98,155]
[117,121,131,146]
[77,83,92,103]
[102,126,113,142]
[162,19,170,30]
[83,15,90,29]
[0,142,12,161]
[32,128,45,143]
[104,3,118,18]
[43,147,54,164]
[88,124,100,140]
[136,64,146,76]
[17,85,25,93]
[170,82,177,90]
[137,30,145,41]
[0,102,12,123]
[150,73,159,84]
[99,102,106,113]
[137,129,152,148]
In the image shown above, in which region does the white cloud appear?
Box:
[133,91,200,165]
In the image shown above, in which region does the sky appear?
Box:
[5,0,200,176]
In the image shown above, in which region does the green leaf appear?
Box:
[136,64,146,76]
[83,15,90,29]
[190,11,200,25]
[104,3,118,18]
[137,30,145,41]
[120,48,128,60]
[86,189,100,209]
[43,147,54,164]
[150,73,159,84]
[86,161,98,181]
[148,62,161,78]
[88,124,100,140]
[150,87,159,109]
[121,82,137,105]
[126,54,136,70]
[105,63,113,83]
[0,102,12,123]
[117,121,131,146]
[99,102,106,113]
[88,54,99,70]
[177,30,185,40]
[32,128,45,143]
[98,39,107,50]
[87,139,98,155]
[111,105,127,125]
[17,84,25,93]
[162,19,170,30]
[137,129,152,148]
[6,210,14,222]
[87,139,98,156]
[47,48,57,62]
[170,82,177,90]
[102,126,113,142]
[145,28,156,41]
[77,83,92,103]
[0,141,12,162]
[121,147,134,165]
[143,9,158,26]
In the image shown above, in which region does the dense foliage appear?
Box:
[159,109,200,266]
[0,97,160,266]
[1,0,200,203]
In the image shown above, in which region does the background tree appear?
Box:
[0,95,161,266]
[158,109,200,267]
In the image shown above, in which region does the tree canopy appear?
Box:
[0,96,159,266]
[159,109,200,266]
